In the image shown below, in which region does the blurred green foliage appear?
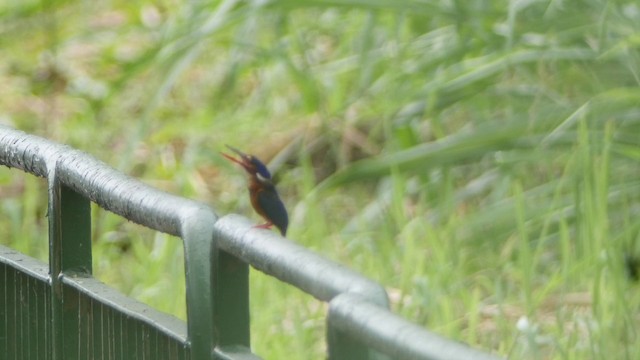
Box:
[1,0,640,358]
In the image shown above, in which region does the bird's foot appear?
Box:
[253,222,273,230]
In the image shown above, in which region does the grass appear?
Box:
[1,0,640,359]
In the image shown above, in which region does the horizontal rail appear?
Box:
[0,246,50,283]
[0,125,209,238]
[214,346,263,360]
[329,293,501,360]
[214,215,389,306]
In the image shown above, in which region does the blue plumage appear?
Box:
[252,160,272,180]
[256,187,288,235]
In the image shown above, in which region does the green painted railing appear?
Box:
[0,126,502,360]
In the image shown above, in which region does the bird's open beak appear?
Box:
[221,145,251,171]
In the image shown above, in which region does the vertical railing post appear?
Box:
[212,248,250,350]
[327,323,370,360]
[327,293,390,360]
[181,209,218,359]
[48,165,92,360]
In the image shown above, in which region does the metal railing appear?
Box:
[0,125,502,360]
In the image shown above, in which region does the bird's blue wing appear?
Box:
[256,188,289,236]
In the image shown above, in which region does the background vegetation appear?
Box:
[1,0,639,359]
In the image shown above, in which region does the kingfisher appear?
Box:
[221,145,289,236]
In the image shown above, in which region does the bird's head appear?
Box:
[221,145,273,183]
